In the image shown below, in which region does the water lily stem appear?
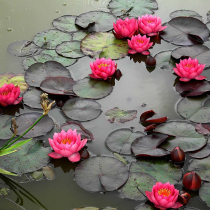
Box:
[0,134,16,151]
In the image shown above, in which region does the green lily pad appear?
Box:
[73,78,113,99]
[31,170,44,180]
[75,11,117,32]
[113,153,127,165]
[170,10,202,20]
[118,172,157,200]
[105,107,137,123]
[108,0,158,18]
[42,166,55,180]
[0,115,14,140]
[177,95,210,123]
[155,121,207,152]
[106,128,145,155]
[33,29,72,49]
[199,182,210,207]
[53,15,80,33]
[75,156,129,192]
[72,31,89,41]
[81,32,129,59]
[56,41,84,58]
[135,204,156,210]
[0,140,51,175]
[0,73,29,93]
[130,159,183,184]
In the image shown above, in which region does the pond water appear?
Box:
[1,0,210,209]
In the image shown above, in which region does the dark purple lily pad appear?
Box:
[131,133,170,157]
[61,121,93,141]
[16,112,54,138]
[105,128,145,155]
[75,11,117,32]
[105,107,137,123]
[40,77,76,95]
[75,156,129,192]
[155,121,206,152]
[118,172,157,201]
[62,98,102,121]
[195,123,210,135]
[160,17,209,45]
[25,61,71,87]
[170,10,202,20]
[0,115,14,140]
[140,110,167,123]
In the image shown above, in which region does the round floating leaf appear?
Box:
[33,29,72,49]
[75,156,129,192]
[108,0,158,18]
[105,107,137,123]
[118,172,157,201]
[25,61,71,87]
[130,159,183,184]
[160,17,209,45]
[73,78,113,99]
[53,15,80,33]
[170,10,202,20]
[188,156,210,181]
[0,140,51,175]
[155,121,207,152]
[16,113,54,138]
[75,11,117,32]
[40,77,75,95]
[199,182,210,207]
[177,95,210,123]
[154,50,176,71]
[172,45,210,68]
[0,73,29,93]
[81,32,129,59]
[131,133,170,157]
[7,40,39,57]
[62,98,102,121]
[31,170,44,180]
[0,115,13,140]
[61,121,93,141]
[56,41,85,58]
[106,129,145,155]
[42,166,55,180]
[135,204,156,210]
[72,31,89,41]
[195,123,210,135]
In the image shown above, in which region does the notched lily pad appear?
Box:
[0,115,14,140]
[105,107,137,123]
[75,156,129,192]
[170,10,202,20]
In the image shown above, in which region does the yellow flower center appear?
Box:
[158,188,171,197]
[137,40,144,43]
[147,20,152,23]
[1,91,10,96]
[98,64,109,69]
[185,64,193,68]
[61,138,72,144]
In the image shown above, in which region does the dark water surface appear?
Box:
[1,0,210,209]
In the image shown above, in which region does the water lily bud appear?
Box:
[145,56,156,67]
[171,146,185,163]
[183,172,201,190]
[80,148,90,159]
[114,69,122,80]
[177,191,191,205]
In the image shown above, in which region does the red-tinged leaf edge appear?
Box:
[144,124,157,131]
[195,123,210,135]
[145,116,168,123]
[140,110,155,122]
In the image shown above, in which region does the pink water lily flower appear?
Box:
[128,34,153,55]
[146,182,183,210]
[138,14,167,36]
[48,129,87,162]
[113,17,138,39]
[173,58,206,82]
[0,83,23,107]
[89,58,117,80]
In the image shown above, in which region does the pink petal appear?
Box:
[68,152,81,162]
[141,51,150,55]
[195,75,206,80]
[128,49,137,54]
[170,201,183,209]
[48,152,62,159]
[180,77,191,82]
[159,26,167,31]
[147,32,157,36]
[13,97,23,105]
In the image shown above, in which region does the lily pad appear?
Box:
[61,121,93,141]
[33,29,72,49]
[0,73,29,93]
[31,170,44,180]
[75,11,117,32]
[75,156,129,192]
[176,95,210,123]
[73,78,113,99]
[118,172,157,200]
[40,77,76,95]
[25,61,71,87]
[154,50,176,71]
[72,31,89,41]
[62,98,102,121]
[195,123,210,135]
[170,10,202,20]
[130,159,183,184]
[7,40,39,57]
[199,182,210,207]
[106,128,145,155]
[56,41,84,58]
[16,112,54,138]
[52,15,80,33]
[131,133,170,157]
[188,156,210,181]
[113,153,127,165]
[0,140,51,175]
[160,17,209,45]
[155,121,207,152]
[135,204,156,210]
[108,0,158,18]
[81,32,129,59]
[0,115,14,140]
[42,166,55,180]
[105,107,137,123]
